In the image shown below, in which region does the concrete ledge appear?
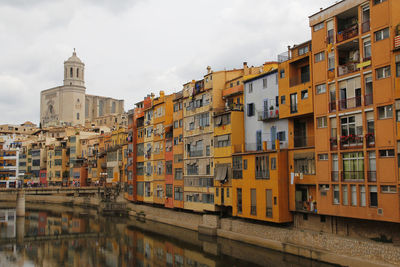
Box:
[198,225,217,236]
[217,229,395,267]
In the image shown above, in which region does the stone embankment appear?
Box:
[1,193,399,267]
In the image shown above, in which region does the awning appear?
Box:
[293,152,314,160]
[215,165,228,181]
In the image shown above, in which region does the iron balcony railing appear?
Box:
[338,62,360,76]
[294,136,315,148]
[341,171,364,181]
[338,96,362,111]
[250,205,257,215]
[340,135,363,149]
[337,24,358,43]
[362,20,370,33]
[367,171,377,182]
[257,110,279,121]
[331,171,339,182]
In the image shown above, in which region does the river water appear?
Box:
[0,204,338,267]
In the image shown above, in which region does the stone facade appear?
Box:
[40,51,124,128]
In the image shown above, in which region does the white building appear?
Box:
[243,69,289,151]
[40,50,124,128]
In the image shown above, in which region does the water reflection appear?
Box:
[0,205,337,267]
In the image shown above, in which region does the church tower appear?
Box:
[63,49,85,87]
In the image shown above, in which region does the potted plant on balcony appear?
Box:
[365,133,374,144]
[329,137,337,146]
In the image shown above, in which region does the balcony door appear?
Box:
[271,126,276,150]
[256,130,262,151]
[294,121,306,147]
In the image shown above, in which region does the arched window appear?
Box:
[70,67,73,77]
[77,68,79,78]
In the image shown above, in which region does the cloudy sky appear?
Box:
[0,0,335,125]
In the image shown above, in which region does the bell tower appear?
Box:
[63,49,85,87]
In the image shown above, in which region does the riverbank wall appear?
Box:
[1,194,399,266]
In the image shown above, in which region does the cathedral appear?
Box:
[40,50,124,128]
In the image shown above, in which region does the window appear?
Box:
[378,105,393,119]
[54,159,62,166]
[374,0,387,4]
[216,188,219,197]
[248,83,253,93]
[290,93,297,113]
[351,185,357,206]
[298,45,309,56]
[375,27,389,41]
[294,154,316,175]
[174,121,179,129]
[263,78,267,88]
[277,131,286,141]
[166,184,173,198]
[333,185,340,204]
[250,189,256,215]
[243,159,247,170]
[237,188,242,213]
[328,51,335,70]
[186,164,198,175]
[369,186,378,207]
[255,155,269,179]
[342,152,364,180]
[166,161,172,175]
[376,66,391,79]
[318,154,328,160]
[313,22,324,32]
[301,90,308,99]
[397,62,400,77]
[215,113,230,126]
[271,157,276,170]
[215,134,230,147]
[174,187,183,201]
[316,84,326,94]
[247,103,255,117]
[227,188,230,197]
[317,117,327,128]
[196,112,209,127]
[314,52,325,62]
[174,168,182,180]
[76,113,80,120]
[280,69,285,78]
[359,186,366,207]
[381,185,396,193]
[281,95,286,104]
[363,39,371,59]
[379,149,395,157]
[342,185,348,205]
[233,156,242,179]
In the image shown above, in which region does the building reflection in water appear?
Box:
[0,206,337,267]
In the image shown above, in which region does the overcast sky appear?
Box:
[0,0,335,125]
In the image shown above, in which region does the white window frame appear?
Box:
[378,105,393,119]
[376,66,391,79]
[316,84,326,94]
[315,52,325,62]
[318,154,328,160]
[374,27,389,41]
[313,22,324,32]
[317,116,328,128]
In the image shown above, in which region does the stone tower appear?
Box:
[63,49,85,87]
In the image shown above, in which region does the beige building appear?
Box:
[40,50,124,128]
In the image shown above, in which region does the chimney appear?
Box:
[243,62,249,75]
[207,66,212,74]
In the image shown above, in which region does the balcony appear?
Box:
[361,20,370,33]
[255,170,269,179]
[293,136,315,148]
[337,25,358,43]
[330,138,338,150]
[250,205,257,215]
[366,133,375,148]
[331,171,339,182]
[289,74,310,87]
[222,84,243,98]
[367,171,376,182]
[338,62,360,76]
[395,35,400,50]
[341,171,364,182]
[257,109,279,121]
[340,135,363,149]
[329,101,337,112]
[338,96,362,111]
[364,94,373,106]
[189,150,203,157]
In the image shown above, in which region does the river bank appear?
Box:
[0,193,399,266]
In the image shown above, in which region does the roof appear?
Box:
[65,50,83,64]
[243,68,278,83]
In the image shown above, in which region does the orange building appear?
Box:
[278,41,317,220]
[309,0,400,223]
